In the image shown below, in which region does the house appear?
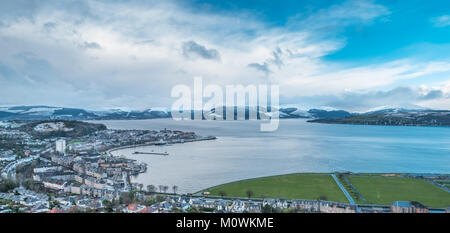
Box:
[124,203,149,213]
[69,183,82,195]
[31,202,50,213]
[43,179,66,190]
[48,208,65,213]
[320,202,356,213]
[391,201,429,213]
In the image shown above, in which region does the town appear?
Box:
[0,120,448,213]
[0,120,216,213]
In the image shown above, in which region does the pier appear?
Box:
[133,151,169,156]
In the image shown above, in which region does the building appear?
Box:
[124,204,149,213]
[55,139,66,154]
[69,183,82,195]
[391,201,429,213]
[43,179,67,190]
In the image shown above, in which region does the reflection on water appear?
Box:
[103,119,450,193]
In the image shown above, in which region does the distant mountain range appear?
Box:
[309,108,450,127]
[0,105,352,121]
[0,106,171,120]
[1,105,449,127]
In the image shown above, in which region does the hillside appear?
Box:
[18,120,107,138]
[309,110,450,127]
[0,105,352,120]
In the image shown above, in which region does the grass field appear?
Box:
[348,175,450,208]
[205,173,349,203]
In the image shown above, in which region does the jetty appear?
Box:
[106,135,216,156]
[133,151,169,156]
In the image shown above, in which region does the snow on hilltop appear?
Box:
[0,104,446,121]
[33,122,74,132]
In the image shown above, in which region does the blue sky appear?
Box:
[327,1,450,61]
[186,0,450,63]
[0,0,450,111]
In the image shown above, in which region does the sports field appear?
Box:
[205,173,349,203]
[348,175,450,208]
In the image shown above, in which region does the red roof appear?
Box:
[127,204,138,211]
[48,208,64,213]
[126,204,149,213]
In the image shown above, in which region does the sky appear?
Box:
[1,0,450,112]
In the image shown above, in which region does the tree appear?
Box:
[147,185,156,193]
[155,195,165,202]
[246,190,254,199]
[120,191,135,205]
[143,196,157,206]
[262,204,273,213]
[0,179,18,193]
[158,185,163,193]
[218,190,226,198]
[102,200,113,213]
[138,183,143,192]
[172,185,178,194]
[162,185,169,193]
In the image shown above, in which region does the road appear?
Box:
[330,174,356,205]
[1,156,38,179]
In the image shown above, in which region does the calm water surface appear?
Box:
[98,119,450,193]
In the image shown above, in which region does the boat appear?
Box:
[154,139,167,145]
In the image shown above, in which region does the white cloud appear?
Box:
[0,0,449,110]
[431,15,450,27]
[284,85,450,112]
[279,60,450,96]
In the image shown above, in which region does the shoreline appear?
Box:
[90,118,450,128]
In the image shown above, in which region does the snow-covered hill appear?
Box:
[0,105,442,121]
[0,106,170,120]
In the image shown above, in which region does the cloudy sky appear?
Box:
[1,0,450,111]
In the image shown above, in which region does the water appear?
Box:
[98,119,450,193]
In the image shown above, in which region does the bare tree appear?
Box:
[246,190,254,199]
[162,185,169,193]
[147,185,156,193]
[219,190,226,198]
[158,185,163,193]
[172,185,178,194]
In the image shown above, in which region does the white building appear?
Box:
[43,180,66,190]
[55,139,66,154]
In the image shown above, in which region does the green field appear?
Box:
[205,174,349,203]
[348,175,450,208]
